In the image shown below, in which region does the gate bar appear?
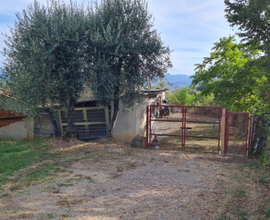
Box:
[146,106,149,148]
[218,107,222,153]
[151,134,183,137]
[150,105,152,147]
[245,113,249,155]
[182,106,185,148]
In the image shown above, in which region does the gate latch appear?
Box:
[180,127,192,130]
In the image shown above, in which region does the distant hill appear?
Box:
[153,74,194,88]
[0,70,193,88]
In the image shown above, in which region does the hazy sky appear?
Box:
[0,0,236,75]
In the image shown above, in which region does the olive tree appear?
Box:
[1,0,89,135]
[85,0,172,135]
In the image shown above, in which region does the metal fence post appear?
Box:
[146,106,149,148]
[248,109,256,154]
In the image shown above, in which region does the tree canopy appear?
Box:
[191,35,266,113]
[85,0,172,135]
[225,0,270,52]
[224,0,270,112]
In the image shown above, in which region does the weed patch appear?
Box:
[24,165,60,185]
[65,178,81,182]
[47,213,57,218]
[57,183,73,187]
[258,175,267,183]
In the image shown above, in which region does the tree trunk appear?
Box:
[108,61,122,137]
[109,98,120,137]
[66,97,76,134]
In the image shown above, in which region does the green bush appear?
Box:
[259,139,270,170]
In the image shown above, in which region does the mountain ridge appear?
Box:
[0,70,193,88]
[154,74,193,88]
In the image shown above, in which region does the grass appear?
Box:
[0,139,54,189]
[237,211,248,220]
[65,178,81,182]
[47,213,57,218]
[217,159,270,220]
[258,175,267,183]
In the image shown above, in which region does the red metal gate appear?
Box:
[225,110,249,155]
[146,105,222,153]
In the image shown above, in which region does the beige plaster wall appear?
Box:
[0,118,34,141]
[112,101,137,142]
[0,121,27,140]
[112,96,149,143]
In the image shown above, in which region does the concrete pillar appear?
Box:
[24,118,34,141]
[221,108,226,155]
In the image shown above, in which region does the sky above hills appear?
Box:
[0,0,236,76]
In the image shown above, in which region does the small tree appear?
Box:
[167,87,195,106]
[152,80,167,89]
[85,0,172,136]
[191,36,264,113]
[225,0,270,112]
[1,0,89,135]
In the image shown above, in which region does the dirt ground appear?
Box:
[0,139,269,220]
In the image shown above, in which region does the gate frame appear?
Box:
[146,105,222,153]
[146,105,184,148]
[224,109,249,155]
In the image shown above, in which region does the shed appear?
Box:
[34,100,110,142]
[0,92,34,141]
[24,87,169,143]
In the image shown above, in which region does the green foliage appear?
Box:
[167,87,195,106]
[85,0,172,133]
[152,80,167,89]
[259,135,270,170]
[1,0,88,114]
[224,0,270,113]
[194,92,216,106]
[166,86,216,107]
[191,35,265,113]
[225,0,270,53]
[88,0,171,132]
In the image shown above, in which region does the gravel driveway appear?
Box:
[0,139,267,220]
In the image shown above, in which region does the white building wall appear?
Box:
[112,96,149,143]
